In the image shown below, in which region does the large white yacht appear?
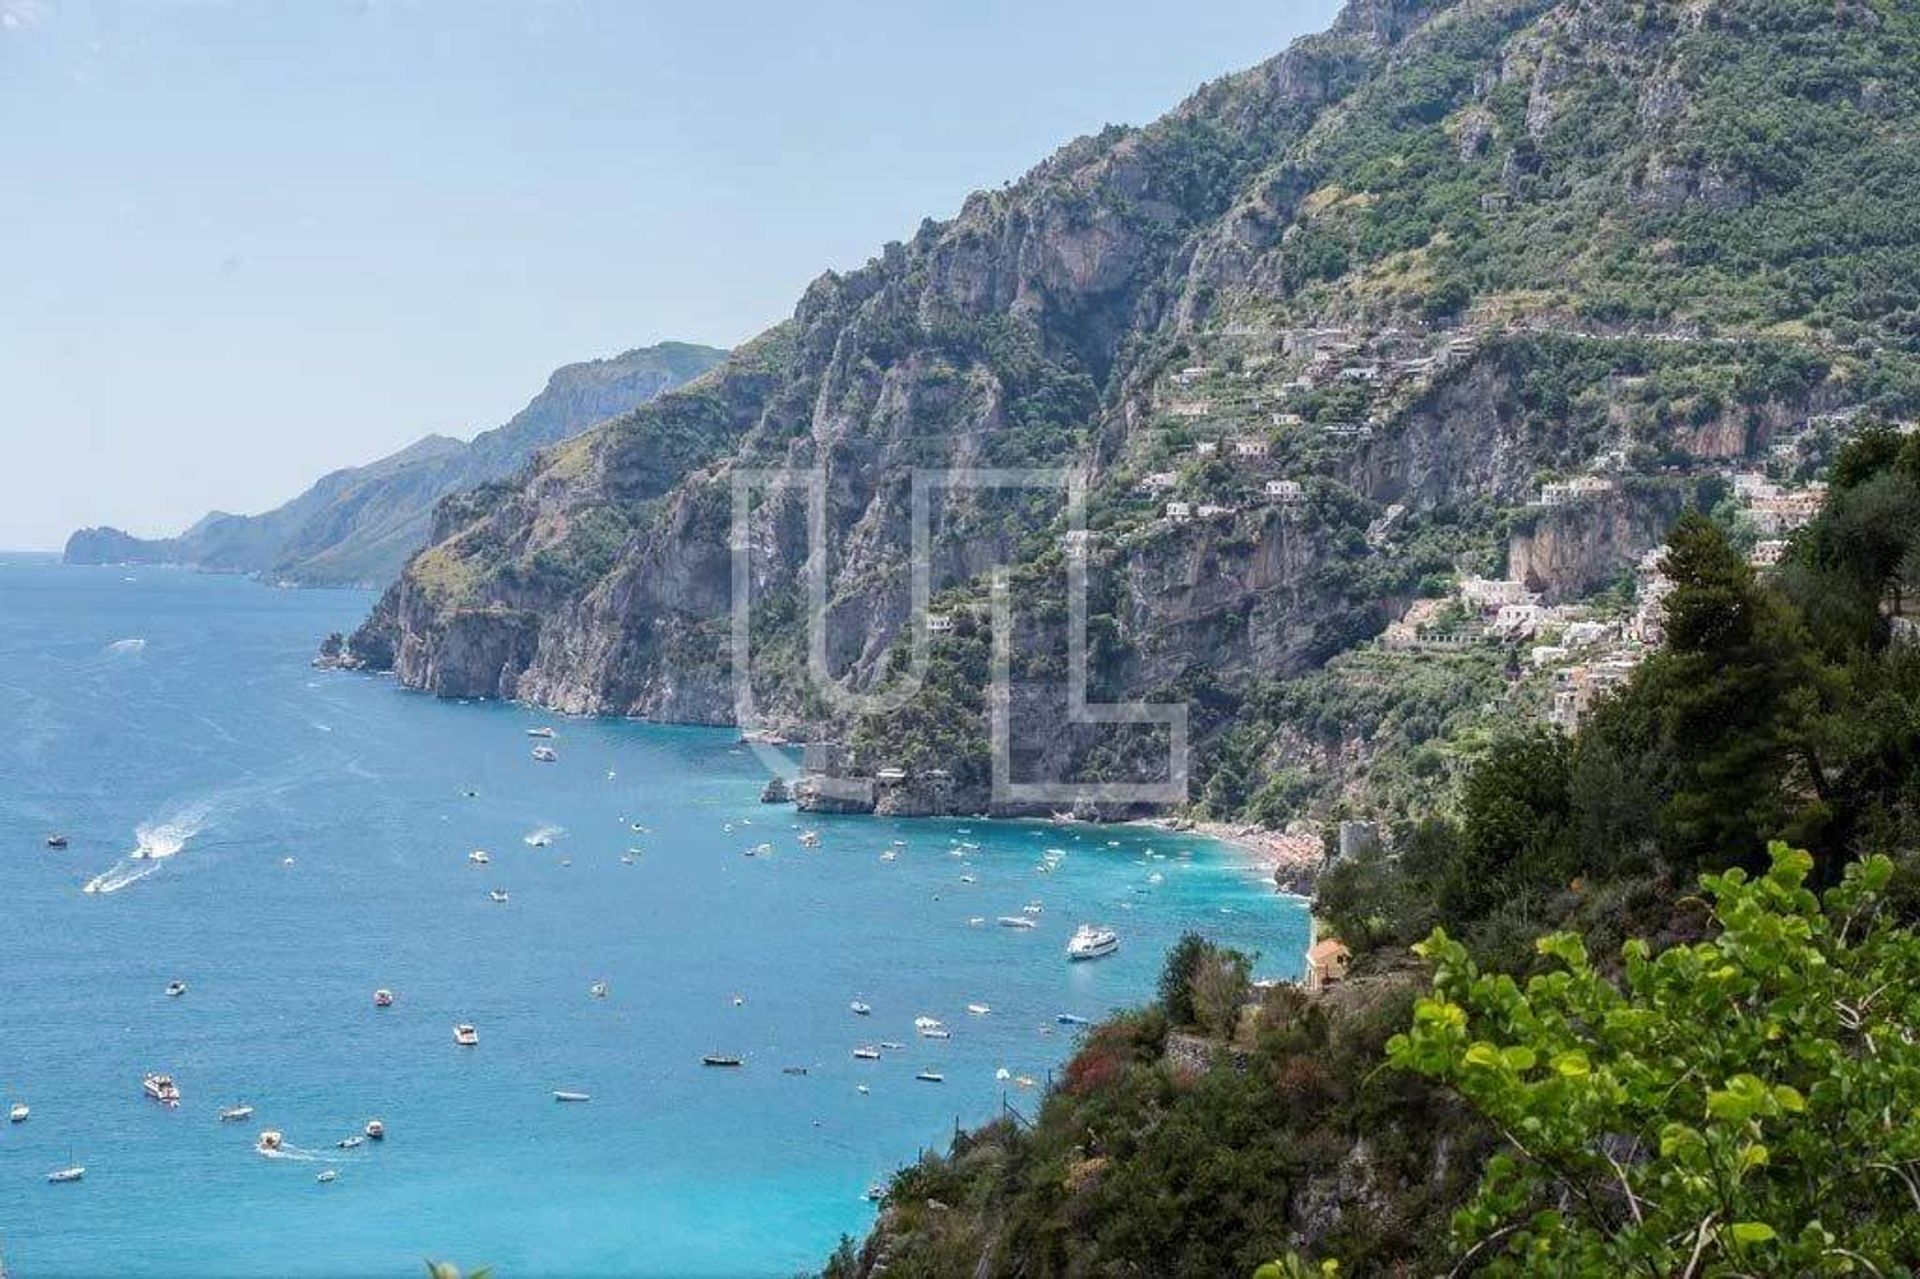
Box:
[1066,924,1120,961]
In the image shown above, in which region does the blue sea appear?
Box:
[0,557,1308,1277]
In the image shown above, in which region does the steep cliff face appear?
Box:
[343,0,1920,817]
[64,342,725,587]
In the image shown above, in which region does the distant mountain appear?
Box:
[64,341,727,587]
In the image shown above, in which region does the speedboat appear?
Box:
[256,1130,284,1154]
[337,1135,364,1150]
[488,889,509,904]
[8,1103,27,1123]
[165,980,188,998]
[47,1165,84,1183]
[913,1016,946,1037]
[879,850,898,862]
[525,831,553,847]
[220,1104,254,1122]
[453,1023,479,1046]
[852,1046,881,1060]
[553,1091,591,1103]
[849,1000,872,1016]
[589,980,610,999]
[1067,924,1120,961]
[364,1119,385,1140]
[1055,1013,1090,1026]
[966,1003,991,1016]
[799,830,821,848]
[469,849,491,865]
[997,916,1037,929]
[45,834,68,848]
[317,1169,338,1184]
[701,1054,743,1068]
[373,988,394,1008]
[527,726,556,738]
[915,1070,945,1083]
[142,1073,181,1106]
[531,745,558,763]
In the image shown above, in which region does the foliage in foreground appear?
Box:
[1390,844,1920,1275]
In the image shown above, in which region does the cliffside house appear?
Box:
[1166,501,1194,523]
[1459,577,1536,610]
[1264,479,1305,503]
[1139,471,1178,494]
[1749,539,1789,568]
[875,767,910,785]
[1232,437,1270,459]
[927,613,954,634]
[1304,938,1351,995]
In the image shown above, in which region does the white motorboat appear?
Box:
[453,1023,479,1046]
[468,849,491,865]
[488,888,509,903]
[531,745,558,763]
[365,1119,385,1140]
[47,1166,84,1183]
[913,1016,944,1035]
[220,1104,254,1122]
[526,726,556,738]
[165,980,188,998]
[337,1135,364,1150]
[142,1073,181,1106]
[798,830,821,848]
[852,1046,881,1060]
[373,988,395,1007]
[1067,924,1120,961]
[317,1169,338,1183]
[256,1130,284,1155]
[589,980,610,999]
[849,1000,872,1016]
[1023,901,1044,915]
[915,1070,945,1083]
[553,1091,591,1103]
[966,1003,990,1016]
[8,1103,27,1123]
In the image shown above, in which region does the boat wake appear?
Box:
[257,1142,329,1162]
[105,637,147,657]
[83,806,211,895]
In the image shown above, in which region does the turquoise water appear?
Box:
[0,557,1307,1277]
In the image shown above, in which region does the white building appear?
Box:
[1232,438,1271,459]
[1197,503,1237,519]
[1139,471,1178,493]
[1165,502,1193,523]
[1265,479,1305,503]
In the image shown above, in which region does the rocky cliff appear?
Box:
[338,0,1920,820]
[64,342,725,587]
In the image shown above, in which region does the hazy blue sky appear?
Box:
[0,0,1342,549]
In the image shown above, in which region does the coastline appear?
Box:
[1127,817,1325,898]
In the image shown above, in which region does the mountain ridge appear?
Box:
[64,340,727,587]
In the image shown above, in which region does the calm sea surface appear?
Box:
[0,557,1307,1277]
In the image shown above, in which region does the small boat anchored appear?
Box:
[852,1046,881,1060]
[589,980,610,999]
[45,834,68,849]
[915,1070,945,1083]
[8,1103,27,1124]
[165,980,188,998]
[488,888,509,904]
[453,1023,479,1047]
[849,1000,872,1016]
[373,988,395,1008]
[553,1091,591,1103]
[220,1104,254,1122]
[701,1054,743,1068]
[47,1165,85,1183]
[531,745,558,763]
[317,1169,338,1184]
[142,1073,181,1106]
[469,849,491,865]
[365,1119,385,1141]
[526,726,557,739]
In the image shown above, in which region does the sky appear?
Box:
[0,0,1343,550]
